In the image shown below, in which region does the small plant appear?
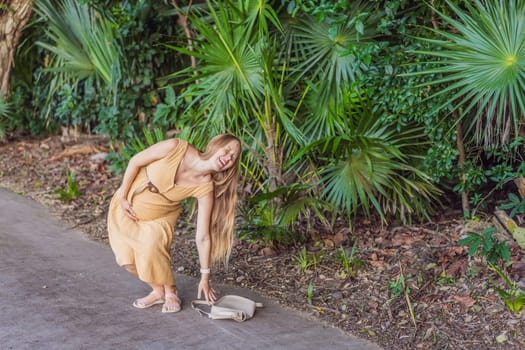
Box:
[55,170,81,202]
[237,183,323,247]
[293,246,319,272]
[307,280,314,305]
[336,241,366,276]
[458,226,511,264]
[499,193,525,218]
[389,275,406,298]
[389,264,417,328]
[489,263,525,314]
[437,272,456,285]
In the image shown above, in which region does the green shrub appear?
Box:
[458,226,511,265]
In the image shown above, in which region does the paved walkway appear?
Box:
[0,187,383,350]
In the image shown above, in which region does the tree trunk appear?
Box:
[430,1,472,216]
[455,116,470,217]
[265,121,283,193]
[0,0,33,98]
[171,0,197,70]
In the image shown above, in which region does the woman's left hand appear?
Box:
[198,278,217,305]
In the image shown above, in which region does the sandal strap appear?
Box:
[162,292,182,313]
[150,290,164,299]
[164,292,181,302]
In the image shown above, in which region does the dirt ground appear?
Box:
[1,135,524,350]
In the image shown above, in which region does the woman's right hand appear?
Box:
[120,198,138,221]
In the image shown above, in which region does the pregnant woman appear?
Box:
[107,133,241,313]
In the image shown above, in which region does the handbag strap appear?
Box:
[191,299,264,309]
[191,300,211,318]
[191,298,264,322]
[191,300,245,322]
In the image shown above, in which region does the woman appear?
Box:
[107,133,241,313]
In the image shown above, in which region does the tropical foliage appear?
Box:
[410,0,525,147]
[0,96,11,141]
[4,0,524,243]
[35,0,120,87]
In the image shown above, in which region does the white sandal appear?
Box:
[133,290,165,309]
[162,292,182,313]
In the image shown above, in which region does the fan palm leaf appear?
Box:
[409,0,525,146]
[0,96,11,118]
[35,0,121,89]
[279,3,379,143]
[0,96,11,141]
[283,3,379,108]
[166,0,304,192]
[167,0,276,124]
[294,105,440,223]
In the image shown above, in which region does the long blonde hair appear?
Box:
[200,133,241,266]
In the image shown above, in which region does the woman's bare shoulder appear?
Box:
[162,138,180,149]
[131,138,180,165]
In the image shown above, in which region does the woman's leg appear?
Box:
[123,264,138,277]
[124,264,166,308]
[132,282,165,308]
[162,284,181,313]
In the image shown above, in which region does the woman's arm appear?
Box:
[195,191,217,304]
[119,138,180,221]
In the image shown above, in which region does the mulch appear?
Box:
[1,134,524,350]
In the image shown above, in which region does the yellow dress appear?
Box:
[107,140,213,286]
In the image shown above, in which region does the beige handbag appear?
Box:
[191,295,263,322]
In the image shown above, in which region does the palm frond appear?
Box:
[408,0,525,146]
[0,96,11,119]
[35,0,121,90]
[167,1,265,128]
[309,109,439,223]
[0,97,11,141]
[283,3,379,109]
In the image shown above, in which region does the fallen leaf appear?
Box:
[369,260,385,268]
[511,261,525,276]
[445,246,465,256]
[378,249,396,256]
[259,247,277,257]
[391,233,416,246]
[324,239,335,248]
[420,294,441,303]
[333,231,347,245]
[453,295,475,307]
[496,333,508,343]
[425,263,437,270]
[446,259,467,277]
[486,294,498,302]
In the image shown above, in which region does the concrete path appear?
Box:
[0,187,382,350]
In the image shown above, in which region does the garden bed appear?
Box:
[1,135,524,350]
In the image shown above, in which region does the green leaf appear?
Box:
[406,0,525,146]
[35,0,121,89]
[508,193,520,203]
[468,239,481,257]
[355,20,364,35]
[458,235,478,246]
[512,227,525,248]
[165,86,176,105]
